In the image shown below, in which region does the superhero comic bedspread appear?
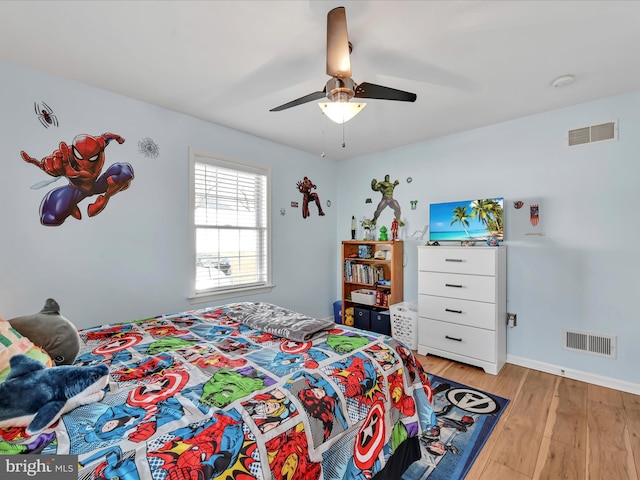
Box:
[2,302,436,480]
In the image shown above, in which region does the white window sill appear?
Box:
[188,284,275,305]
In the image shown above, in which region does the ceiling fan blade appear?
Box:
[354,82,417,102]
[269,89,326,112]
[326,6,351,78]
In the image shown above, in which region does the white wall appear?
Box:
[0,59,338,328]
[336,91,640,388]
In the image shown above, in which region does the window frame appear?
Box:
[188,148,273,303]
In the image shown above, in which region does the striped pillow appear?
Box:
[0,318,52,382]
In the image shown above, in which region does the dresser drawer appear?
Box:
[419,318,496,363]
[418,294,496,330]
[418,271,496,302]
[418,247,496,275]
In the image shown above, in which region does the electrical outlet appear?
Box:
[507,313,517,327]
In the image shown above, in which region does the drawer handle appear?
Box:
[445,283,463,288]
[445,258,463,262]
[445,335,463,342]
[445,308,462,314]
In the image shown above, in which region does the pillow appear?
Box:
[0,318,52,383]
[8,299,81,365]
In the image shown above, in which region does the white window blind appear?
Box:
[190,149,271,298]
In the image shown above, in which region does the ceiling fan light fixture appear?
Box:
[319,101,366,124]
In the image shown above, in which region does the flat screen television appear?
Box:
[429,197,504,242]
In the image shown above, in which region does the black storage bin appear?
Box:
[354,307,371,330]
[371,310,391,335]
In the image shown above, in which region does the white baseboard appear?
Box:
[507,354,640,395]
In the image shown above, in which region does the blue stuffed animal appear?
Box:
[0,354,109,434]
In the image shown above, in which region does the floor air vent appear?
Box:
[567,121,617,146]
[563,329,616,358]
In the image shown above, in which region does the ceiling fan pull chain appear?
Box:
[321,113,326,157]
[342,121,346,148]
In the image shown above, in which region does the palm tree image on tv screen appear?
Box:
[429,198,504,242]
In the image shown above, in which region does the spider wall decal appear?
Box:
[34,101,59,128]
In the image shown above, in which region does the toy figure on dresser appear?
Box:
[370,174,404,226]
[391,218,399,240]
[296,176,325,219]
[378,226,388,241]
[360,218,376,240]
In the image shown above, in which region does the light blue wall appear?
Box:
[0,59,338,328]
[2,58,638,387]
[336,91,640,386]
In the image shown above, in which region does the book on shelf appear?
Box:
[344,261,388,285]
[376,289,391,307]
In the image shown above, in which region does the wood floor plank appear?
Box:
[476,459,530,480]
[536,441,586,480]
[623,392,640,478]
[417,353,452,377]
[453,363,499,393]
[487,370,555,477]
[622,391,640,412]
[588,382,624,408]
[587,400,636,480]
[432,356,480,384]
[480,362,528,401]
[551,376,588,449]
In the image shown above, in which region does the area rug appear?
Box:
[402,374,510,480]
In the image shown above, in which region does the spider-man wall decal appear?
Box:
[34,101,58,128]
[20,133,134,226]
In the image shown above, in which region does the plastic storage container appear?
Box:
[333,300,342,323]
[389,301,418,349]
[351,289,377,305]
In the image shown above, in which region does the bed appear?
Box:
[0,302,436,480]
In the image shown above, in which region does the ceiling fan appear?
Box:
[269,6,417,121]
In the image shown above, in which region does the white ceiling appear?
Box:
[2,1,640,160]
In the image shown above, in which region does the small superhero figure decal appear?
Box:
[296,176,325,219]
[20,133,134,226]
[34,101,58,128]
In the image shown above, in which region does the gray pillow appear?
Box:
[8,299,81,365]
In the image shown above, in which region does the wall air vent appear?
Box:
[567,121,617,147]
[563,329,617,358]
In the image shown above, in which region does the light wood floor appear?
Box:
[415,353,640,480]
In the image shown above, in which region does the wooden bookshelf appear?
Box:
[341,240,403,324]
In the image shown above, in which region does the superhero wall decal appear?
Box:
[296,176,325,219]
[20,133,134,226]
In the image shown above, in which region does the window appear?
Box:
[189,148,272,301]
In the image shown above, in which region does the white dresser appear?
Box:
[417,246,507,375]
